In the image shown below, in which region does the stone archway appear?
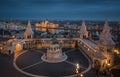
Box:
[13,43,24,58]
[15,43,22,52]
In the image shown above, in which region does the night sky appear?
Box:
[0,0,120,20]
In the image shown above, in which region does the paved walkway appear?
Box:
[13,48,90,77]
[0,48,98,77]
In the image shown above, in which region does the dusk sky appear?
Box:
[0,0,120,20]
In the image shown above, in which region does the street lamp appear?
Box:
[76,63,84,77]
[80,73,83,77]
[76,68,79,74]
[76,63,79,77]
[76,63,80,69]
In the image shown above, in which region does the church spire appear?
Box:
[24,21,34,39]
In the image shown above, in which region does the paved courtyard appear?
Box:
[0,48,97,77]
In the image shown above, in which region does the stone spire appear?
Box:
[79,20,88,38]
[99,20,115,46]
[24,21,34,39]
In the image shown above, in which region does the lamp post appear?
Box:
[76,63,84,77]
[76,63,79,76]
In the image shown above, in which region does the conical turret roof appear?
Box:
[99,20,115,46]
[24,21,34,35]
[79,20,88,34]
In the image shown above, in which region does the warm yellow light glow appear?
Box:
[107,63,110,66]
[76,63,80,74]
[114,49,117,52]
[105,60,110,66]
[117,52,119,54]
[35,20,58,34]
[15,44,22,52]
[0,47,2,50]
[76,69,79,73]
[106,60,108,64]
[76,63,80,69]
[12,35,15,38]
[114,49,119,54]
[80,73,83,77]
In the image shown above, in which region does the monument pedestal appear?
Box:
[41,44,67,63]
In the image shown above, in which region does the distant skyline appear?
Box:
[0,0,120,21]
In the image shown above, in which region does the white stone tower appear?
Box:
[99,20,115,51]
[24,21,34,39]
[98,20,115,71]
[79,20,88,38]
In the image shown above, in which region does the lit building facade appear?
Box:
[35,20,59,34]
[0,20,116,73]
[98,20,115,71]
